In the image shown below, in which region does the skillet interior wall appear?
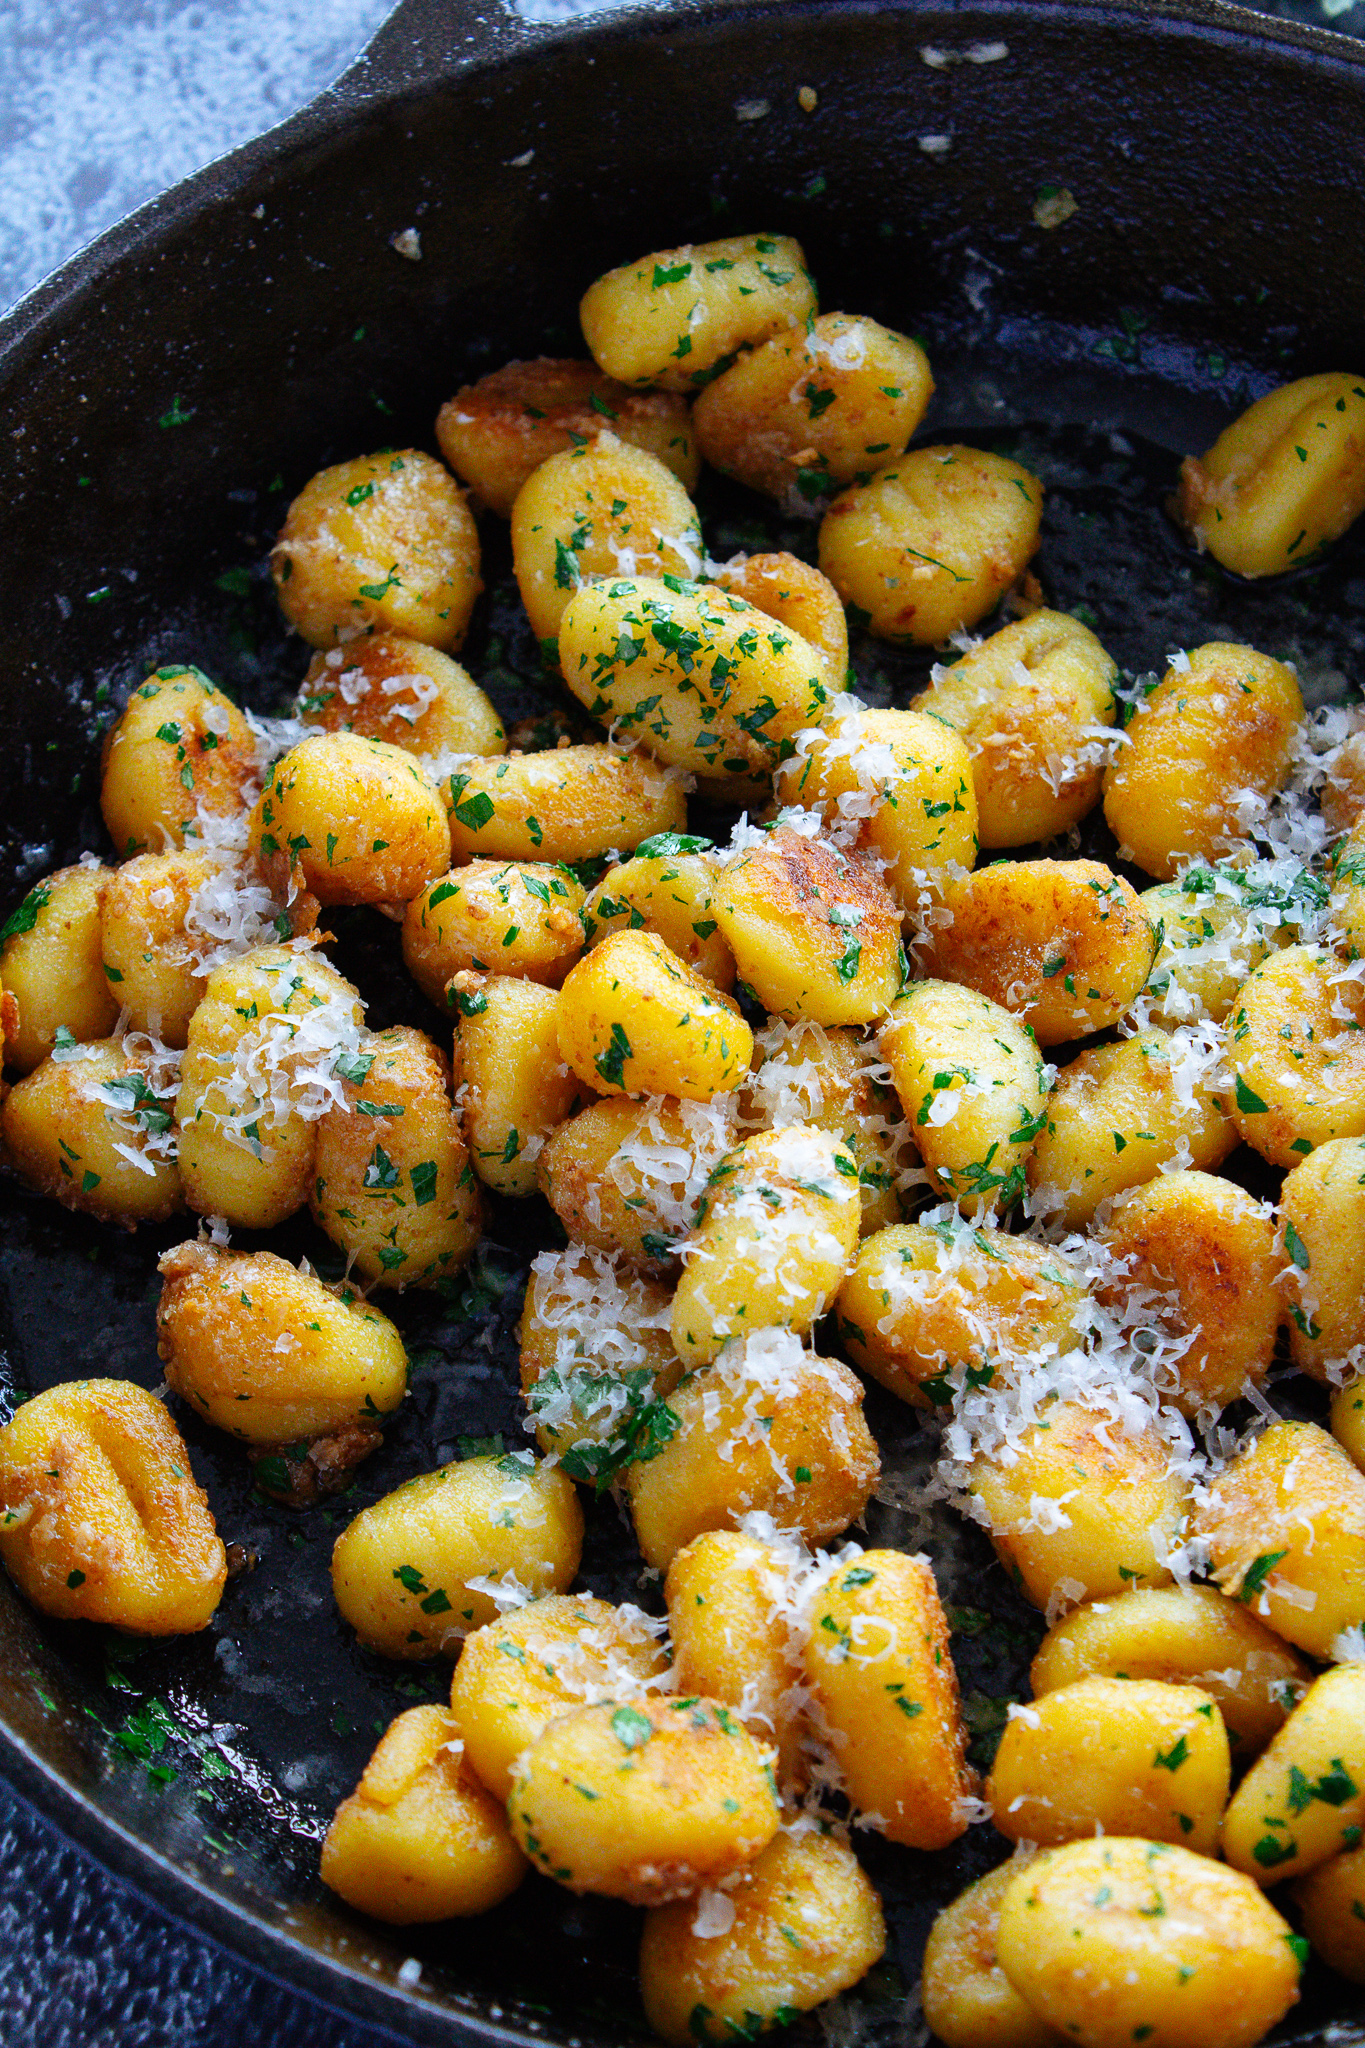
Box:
[1,3,1365,2044]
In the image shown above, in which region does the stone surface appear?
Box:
[0,1777,380,2047]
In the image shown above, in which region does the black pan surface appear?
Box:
[2,2,1365,2041]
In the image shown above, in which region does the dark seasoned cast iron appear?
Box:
[2,1,1365,2040]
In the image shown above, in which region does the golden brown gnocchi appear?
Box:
[98,849,225,1049]
[296,634,506,758]
[664,1530,805,1784]
[583,841,734,991]
[626,1332,878,1571]
[100,667,257,856]
[272,449,481,651]
[836,1219,1088,1410]
[1226,945,1365,1167]
[580,233,815,392]
[174,942,363,1229]
[920,858,1156,1047]
[508,1695,781,1901]
[557,929,751,1102]
[774,705,979,904]
[511,435,703,643]
[995,1838,1301,2048]
[453,975,584,1198]
[1103,643,1304,880]
[0,1380,225,1634]
[880,979,1048,1215]
[1197,1420,1365,1659]
[1178,372,1365,578]
[331,1450,584,1658]
[2,863,118,1074]
[1332,1374,1365,1474]
[800,1548,974,1850]
[1139,869,1281,1029]
[968,1400,1188,1612]
[1293,1843,1365,1982]
[987,1675,1230,1854]
[1322,719,1365,836]
[157,1239,407,1444]
[1328,815,1365,956]
[819,445,1043,646]
[1222,1664,1365,1884]
[1028,1029,1236,1230]
[250,733,450,907]
[436,357,699,515]
[1097,1170,1281,1416]
[3,1036,183,1224]
[1030,1583,1311,1759]
[450,1592,671,1801]
[310,1025,480,1286]
[913,609,1118,848]
[639,1830,886,2047]
[692,311,933,506]
[743,1018,917,1234]
[402,860,586,1003]
[537,1093,735,1265]
[707,553,849,698]
[440,742,686,866]
[712,828,904,1027]
[921,1860,1057,2048]
[559,576,831,781]
[321,1705,527,1922]
[671,1125,861,1364]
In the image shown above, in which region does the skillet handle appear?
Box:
[332,0,636,102]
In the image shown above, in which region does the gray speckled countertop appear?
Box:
[0,0,391,313]
[0,0,1362,2040]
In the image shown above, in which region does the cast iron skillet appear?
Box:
[4,1,1365,2041]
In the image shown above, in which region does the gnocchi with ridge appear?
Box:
[8,225,1364,2048]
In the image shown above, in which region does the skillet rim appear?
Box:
[5,1,1365,2042]
[3,0,1365,377]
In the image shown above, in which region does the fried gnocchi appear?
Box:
[0,1380,225,1634]
[511,434,703,643]
[18,225,1365,2048]
[272,449,481,651]
[508,1694,781,1902]
[296,635,506,759]
[626,1332,878,1571]
[1178,372,1365,578]
[920,858,1156,1047]
[2,863,117,1073]
[640,1830,886,2047]
[880,978,1048,1215]
[580,233,815,392]
[437,357,699,514]
[692,311,932,507]
[321,1705,527,1922]
[157,1240,407,1442]
[1197,1420,1365,1659]
[914,608,1118,848]
[1103,643,1304,880]
[995,1838,1301,2048]
[331,1450,583,1658]
[968,1399,1188,1612]
[819,445,1043,646]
